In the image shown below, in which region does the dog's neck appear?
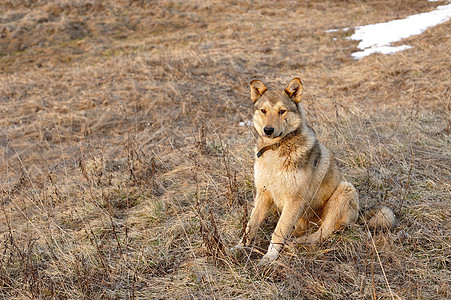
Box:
[256,130,300,158]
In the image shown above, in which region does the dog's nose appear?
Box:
[263,127,274,136]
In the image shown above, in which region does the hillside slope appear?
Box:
[1,0,449,298]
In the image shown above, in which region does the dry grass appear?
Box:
[1,0,450,298]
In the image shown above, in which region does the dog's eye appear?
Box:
[261,109,267,114]
[279,110,286,115]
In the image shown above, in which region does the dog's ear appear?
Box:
[284,78,303,104]
[250,80,268,102]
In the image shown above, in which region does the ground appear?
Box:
[0,0,450,299]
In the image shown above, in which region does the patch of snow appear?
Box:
[325,28,349,33]
[239,120,253,127]
[328,3,451,59]
[351,45,413,59]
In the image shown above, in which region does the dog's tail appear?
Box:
[364,206,397,230]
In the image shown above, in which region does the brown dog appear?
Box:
[232,78,395,264]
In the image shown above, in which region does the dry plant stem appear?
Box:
[103,187,123,256]
[240,191,249,244]
[371,251,377,300]
[400,151,415,211]
[368,228,396,300]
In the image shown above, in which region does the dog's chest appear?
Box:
[254,151,306,206]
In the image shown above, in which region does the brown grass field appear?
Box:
[1,0,450,298]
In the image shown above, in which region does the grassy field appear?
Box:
[0,0,450,298]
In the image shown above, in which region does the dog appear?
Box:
[232,77,396,264]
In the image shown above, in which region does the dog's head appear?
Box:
[251,78,304,140]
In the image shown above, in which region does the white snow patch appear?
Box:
[328,3,451,59]
[351,45,413,59]
[239,120,253,127]
[325,28,349,33]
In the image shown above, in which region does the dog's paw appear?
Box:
[258,252,278,266]
[258,246,279,266]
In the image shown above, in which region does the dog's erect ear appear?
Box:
[250,80,268,102]
[284,78,303,104]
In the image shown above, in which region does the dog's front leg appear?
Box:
[232,189,272,250]
[260,200,302,264]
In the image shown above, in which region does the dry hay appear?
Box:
[0,0,449,298]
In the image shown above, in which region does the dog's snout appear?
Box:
[263,127,274,136]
